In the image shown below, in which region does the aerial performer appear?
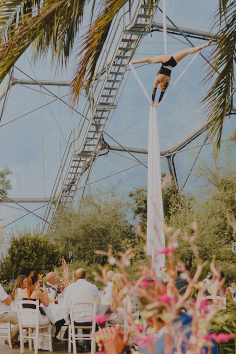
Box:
[130,40,212,106]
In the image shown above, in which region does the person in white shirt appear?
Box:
[10,275,28,313]
[63,268,102,351]
[0,283,19,347]
[104,271,114,303]
[46,271,64,342]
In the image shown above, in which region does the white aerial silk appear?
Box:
[129,50,201,275]
[130,63,165,276]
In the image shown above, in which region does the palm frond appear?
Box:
[0,0,90,82]
[71,0,156,103]
[202,0,236,157]
[0,0,41,42]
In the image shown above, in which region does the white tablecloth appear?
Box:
[41,296,110,323]
[41,304,64,324]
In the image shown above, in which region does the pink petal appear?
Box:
[136,325,144,333]
[156,293,172,303]
[136,336,154,347]
[158,247,176,255]
[210,333,236,343]
[92,314,108,324]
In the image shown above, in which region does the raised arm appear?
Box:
[39,284,50,307]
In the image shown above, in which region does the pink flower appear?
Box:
[158,247,176,255]
[140,279,156,288]
[135,325,144,333]
[199,300,210,312]
[156,293,172,303]
[93,314,108,324]
[205,333,236,343]
[211,333,236,342]
[136,335,154,347]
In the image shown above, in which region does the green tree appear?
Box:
[129,173,182,232]
[47,188,139,265]
[170,151,236,282]
[0,229,60,281]
[0,167,12,201]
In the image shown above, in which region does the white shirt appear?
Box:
[63,279,102,323]
[103,282,112,304]
[0,284,11,316]
[11,288,22,313]
[46,282,59,293]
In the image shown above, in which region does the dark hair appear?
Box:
[27,271,38,299]
[220,271,225,281]
[11,275,27,300]
[161,80,169,91]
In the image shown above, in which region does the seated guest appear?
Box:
[108,274,126,325]
[95,290,220,354]
[205,270,234,307]
[11,275,28,313]
[0,283,19,348]
[103,271,114,303]
[46,271,66,341]
[22,270,51,351]
[46,272,60,294]
[174,262,189,295]
[63,268,102,352]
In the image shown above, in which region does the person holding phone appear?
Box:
[22,270,51,351]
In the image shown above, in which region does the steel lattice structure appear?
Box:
[0,0,235,230]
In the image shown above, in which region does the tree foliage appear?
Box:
[129,173,181,232]
[47,188,142,265]
[170,151,236,282]
[0,166,12,201]
[0,229,60,280]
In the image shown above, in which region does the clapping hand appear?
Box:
[95,324,130,354]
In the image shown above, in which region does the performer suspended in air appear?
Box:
[130,40,212,106]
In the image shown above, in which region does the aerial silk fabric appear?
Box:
[129,63,165,276]
[163,0,167,55]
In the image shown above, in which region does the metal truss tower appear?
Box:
[0,0,235,230]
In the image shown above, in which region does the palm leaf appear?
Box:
[0,0,91,82]
[202,0,236,157]
[71,0,156,103]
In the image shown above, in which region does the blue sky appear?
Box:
[0,0,235,237]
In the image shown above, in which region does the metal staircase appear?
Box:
[43,0,159,229]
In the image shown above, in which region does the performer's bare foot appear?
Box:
[202,39,212,49]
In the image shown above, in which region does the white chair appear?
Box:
[0,322,12,348]
[17,300,53,354]
[68,300,97,354]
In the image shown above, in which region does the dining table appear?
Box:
[41,294,110,324]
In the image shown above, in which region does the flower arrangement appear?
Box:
[54,258,76,291]
[93,219,235,354]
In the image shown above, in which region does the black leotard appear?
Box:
[158,56,177,77]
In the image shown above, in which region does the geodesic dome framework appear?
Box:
[0,0,235,231]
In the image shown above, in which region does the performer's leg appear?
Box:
[173,40,212,63]
[131,54,171,65]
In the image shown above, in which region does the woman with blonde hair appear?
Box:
[10,275,28,313]
[110,274,126,312]
[130,40,212,105]
[108,274,126,325]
